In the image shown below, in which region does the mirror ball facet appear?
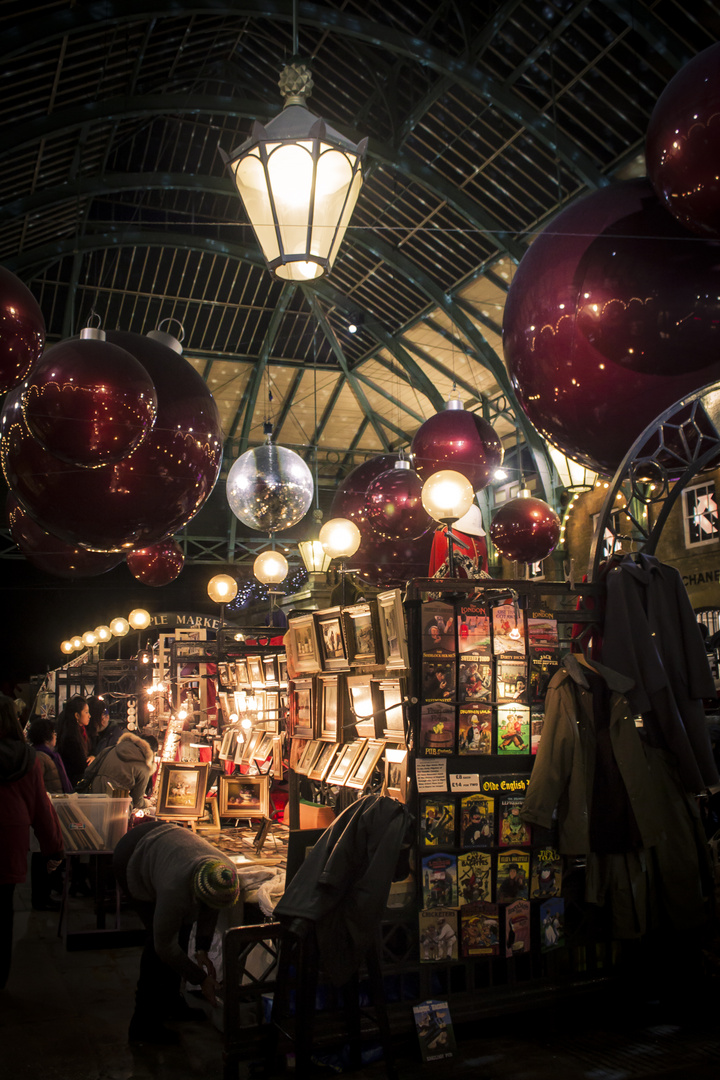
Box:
[226,442,314,532]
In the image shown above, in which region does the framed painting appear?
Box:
[237,728,263,765]
[314,607,350,671]
[326,739,366,787]
[264,691,279,722]
[263,654,279,684]
[217,662,232,688]
[247,654,264,686]
[289,737,308,771]
[234,659,250,688]
[278,656,288,685]
[346,674,383,739]
[157,762,209,820]
[377,589,410,670]
[342,601,382,667]
[384,746,409,803]
[219,775,270,818]
[290,677,315,739]
[289,614,321,674]
[346,739,386,790]
[374,677,407,743]
[317,672,347,743]
[253,732,274,765]
[295,739,323,776]
[218,725,238,760]
[308,741,340,783]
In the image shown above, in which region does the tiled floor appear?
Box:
[3,867,720,1080]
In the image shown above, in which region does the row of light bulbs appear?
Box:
[61,608,152,654]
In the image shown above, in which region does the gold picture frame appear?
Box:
[326,739,366,786]
[290,677,315,739]
[295,738,323,776]
[376,589,410,670]
[289,613,322,674]
[384,746,409,803]
[314,607,350,671]
[374,677,407,743]
[156,762,209,821]
[218,775,270,819]
[345,738,386,790]
[308,741,340,782]
[346,674,382,739]
[341,601,382,667]
[317,672,347,743]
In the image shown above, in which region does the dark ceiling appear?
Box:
[1,0,719,568]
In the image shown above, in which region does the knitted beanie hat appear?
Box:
[193,859,240,909]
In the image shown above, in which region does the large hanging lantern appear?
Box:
[22,324,157,467]
[411,394,504,491]
[0,265,45,393]
[227,429,313,532]
[220,60,367,281]
[547,446,598,492]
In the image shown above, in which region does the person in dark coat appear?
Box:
[87,696,123,756]
[27,717,71,910]
[56,695,93,787]
[0,696,63,987]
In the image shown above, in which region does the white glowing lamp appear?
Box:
[319,517,361,559]
[110,617,130,637]
[94,625,112,643]
[128,608,151,630]
[421,470,475,524]
[207,573,239,603]
[253,550,289,585]
[61,640,74,654]
[82,630,97,647]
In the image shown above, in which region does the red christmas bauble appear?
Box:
[127,539,185,586]
[353,527,435,590]
[489,496,561,564]
[1,331,222,551]
[646,43,720,238]
[411,404,503,491]
[0,265,45,393]
[330,454,400,530]
[503,178,720,475]
[22,334,157,466]
[364,464,431,541]
[6,493,123,578]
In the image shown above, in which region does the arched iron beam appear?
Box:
[0,1,606,189]
[234,283,296,452]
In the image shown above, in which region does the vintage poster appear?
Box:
[421,852,458,909]
[504,899,531,957]
[496,848,530,904]
[529,651,558,703]
[413,1000,457,1062]
[458,704,492,755]
[421,601,456,655]
[456,602,491,656]
[530,847,562,898]
[420,796,456,847]
[458,656,492,702]
[498,791,531,847]
[422,655,456,703]
[527,608,559,654]
[540,897,565,951]
[492,602,526,655]
[418,908,458,963]
[419,701,456,756]
[495,656,529,704]
[459,792,494,848]
[496,704,531,755]
[530,707,545,755]
[460,900,499,957]
[458,850,492,904]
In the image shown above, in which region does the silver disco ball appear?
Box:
[226,442,314,531]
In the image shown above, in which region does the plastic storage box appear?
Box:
[50,794,132,852]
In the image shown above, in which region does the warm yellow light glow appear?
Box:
[71,636,83,650]
[82,631,97,647]
[207,573,239,603]
[421,470,474,523]
[253,550,289,585]
[110,617,130,637]
[61,640,74,654]
[178,707,188,720]
[128,608,151,630]
[319,517,361,559]
[94,625,112,642]
[298,538,332,573]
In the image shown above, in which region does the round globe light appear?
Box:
[61,640,74,654]
[94,625,112,642]
[71,636,83,650]
[110,617,130,637]
[319,517,362,559]
[128,608,151,630]
[82,630,97,647]
[421,470,475,523]
[253,550,289,585]
[207,573,239,604]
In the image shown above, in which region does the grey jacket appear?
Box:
[87,731,155,808]
[520,654,664,854]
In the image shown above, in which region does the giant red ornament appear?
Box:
[353,526,435,590]
[1,330,222,551]
[127,539,185,586]
[364,461,431,541]
[503,179,720,475]
[646,42,720,239]
[6,493,123,578]
[0,265,45,393]
[489,496,561,565]
[329,454,400,529]
[411,397,503,491]
[22,329,157,466]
